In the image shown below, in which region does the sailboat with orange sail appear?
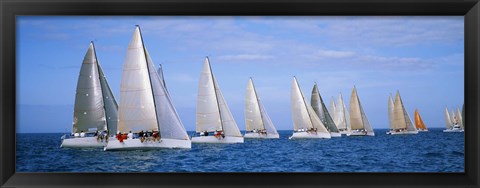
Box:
[414,108,428,132]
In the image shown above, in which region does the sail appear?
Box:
[388,95,394,130]
[329,97,336,121]
[213,75,242,137]
[145,50,189,140]
[118,27,159,133]
[258,99,279,135]
[196,58,222,132]
[335,94,349,130]
[349,87,364,130]
[97,59,118,136]
[414,109,427,130]
[291,77,314,130]
[245,78,264,131]
[311,84,339,133]
[444,107,453,129]
[72,43,107,133]
[455,108,464,129]
[349,86,373,133]
[393,91,416,131]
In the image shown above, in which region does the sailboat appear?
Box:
[455,107,464,130]
[386,94,395,134]
[289,77,331,139]
[191,57,244,143]
[104,26,191,150]
[244,78,280,139]
[349,86,375,136]
[61,42,118,148]
[311,83,341,137]
[443,107,463,132]
[386,91,418,135]
[334,93,351,135]
[414,108,428,132]
[462,103,465,127]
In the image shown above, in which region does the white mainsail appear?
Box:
[291,77,329,133]
[393,91,417,132]
[349,86,374,135]
[455,107,464,129]
[245,78,278,135]
[329,97,336,121]
[118,26,189,140]
[388,94,394,130]
[196,57,242,137]
[72,42,113,134]
[311,83,339,133]
[335,93,350,131]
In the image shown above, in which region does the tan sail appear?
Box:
[349,86,374,135]
[414,108,428,131]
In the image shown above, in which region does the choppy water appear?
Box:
[16,128,464,172]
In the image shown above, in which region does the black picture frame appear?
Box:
[1,0,479,187]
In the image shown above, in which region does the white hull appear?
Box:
[443,129,464,133]
[244,133,279,139]
[289,132,331,139]
[349,130,375,136]
[104,138,191,151]
[417,129,428,132]
[330,132,342,137]
[386,130,419,135]
[61,137,107,148]
[339,130,350,135]
[191,136,244,143]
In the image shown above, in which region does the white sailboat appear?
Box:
[386,94,395,134]
[311,83,341,137]
[191,57,244,143]
[455,107,464,130]
[104,26,191,150]
[349,86,375,136]
[334,93,351,135]
[61,42,118,148]
[289,77,331,139]
[443,107,463,132]
[386,91,418,135]
[244,78,280,139]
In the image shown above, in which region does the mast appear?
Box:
[251,77,266,130]
[208,57,225,132]
[137,25,161,134]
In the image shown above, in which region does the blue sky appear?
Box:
[16,16,464,133]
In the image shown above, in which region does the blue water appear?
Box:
[16,128,464,172]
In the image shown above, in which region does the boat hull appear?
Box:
[288,132,331,139]
[60,137,107,148]
[330,132,342,137]
[191,136,244,143]
[339,130,351,135]
[104,138,191,151]
[244,133,279,139]
[417,129,428,132]
[443,129,464,133]
[386,131,419,135]
[349,130,375,136]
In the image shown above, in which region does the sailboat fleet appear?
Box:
[61,25,463,150]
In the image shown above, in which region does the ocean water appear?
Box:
[16,128,464,172]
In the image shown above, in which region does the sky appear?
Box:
[16,16,464,133]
